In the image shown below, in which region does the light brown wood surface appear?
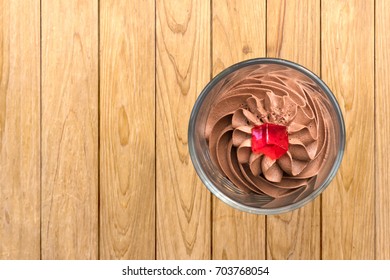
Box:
[41,0,98,259]
[212,0,266,260]
[266,0,320,259]
[0,0,40,259]
[376,0,390,260]
[322,0,375,259]
[156,0,211,259]
[0,0,389,260]
[100,0,155,259]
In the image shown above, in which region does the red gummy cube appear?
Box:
[251,123,289,160]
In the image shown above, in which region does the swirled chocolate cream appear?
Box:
[205,64,334,207]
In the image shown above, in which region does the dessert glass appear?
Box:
[188,58,345,214]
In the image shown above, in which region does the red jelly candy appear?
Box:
[251,123,289,160]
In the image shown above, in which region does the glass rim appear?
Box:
[188,57,346,215]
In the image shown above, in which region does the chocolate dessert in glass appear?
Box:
[188,58,345,214]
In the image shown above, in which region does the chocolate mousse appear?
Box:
[205,64,334,208]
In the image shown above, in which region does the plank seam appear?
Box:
[373,0,377,260]
[39,0,43,260]
[154,0,157,261]
[97,0,101,260]
[210,0,213,261]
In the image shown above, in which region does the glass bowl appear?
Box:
[188,58,345,214]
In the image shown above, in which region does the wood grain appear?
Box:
[322,0,375,259]
[0,0,40,259]
[156,0,211,259]
[0,0,388,260]
[376,0,390,260]
[212,0,266,260]
[41,0,98,259]
[266,0,320,259]
[99,0,155,259]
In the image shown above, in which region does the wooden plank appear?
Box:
[156,0,211,259]
[322,0,375,259]
[376,0,390,260]
[99,0,155,259]
[0,0,40,259]
[41,0,98,259]
[266,0,320,259]
[211,0,266,260]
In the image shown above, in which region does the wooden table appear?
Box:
[0,0,388,259]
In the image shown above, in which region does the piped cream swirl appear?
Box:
[205,64,333,207]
